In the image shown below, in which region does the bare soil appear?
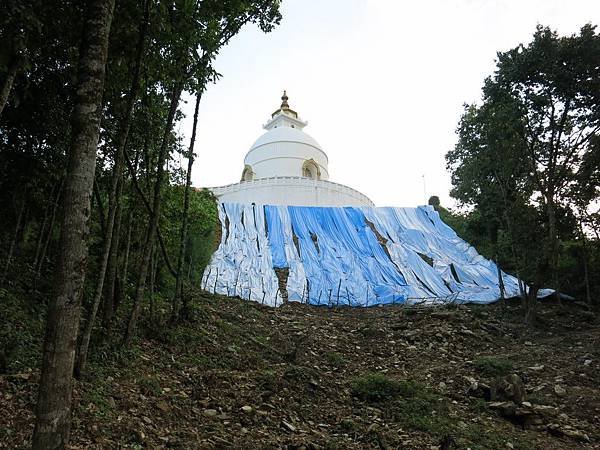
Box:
[1,293,599,449]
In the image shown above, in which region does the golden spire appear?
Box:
[270,89,299,120]
[281,90,289,109]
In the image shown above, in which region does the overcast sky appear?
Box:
[178,0,600,208]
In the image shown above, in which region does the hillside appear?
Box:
[1,293,599,449]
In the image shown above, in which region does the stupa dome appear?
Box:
[241,91,329,181]
[208,91,373,207]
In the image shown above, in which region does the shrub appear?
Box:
[474,357,513,377]
[352,373,403,402]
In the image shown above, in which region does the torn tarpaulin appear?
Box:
[202,204,524,306]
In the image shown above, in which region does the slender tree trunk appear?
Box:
[33,183,58,272]
[546,196,559,293]
[121,207,133,287]
[0,54,20,117]
[75,0,148,378]
[124,82,182,345]
[1,190,27,284]
[525,284,539,325]
[171,90,202,322]
[149,243,156,323]
[92,178,106,234]
[187,254,192,281]
[101,187,122,333]
[32,1,115,448]
[495,256,505,302]
[36,181,63,280]
[579,222,592,305]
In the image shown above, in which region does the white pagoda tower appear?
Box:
[209,92,374,207]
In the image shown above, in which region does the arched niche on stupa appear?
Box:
[302,159,321,180]
[241,165,255,182]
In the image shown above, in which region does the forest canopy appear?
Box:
[445,24,600,313]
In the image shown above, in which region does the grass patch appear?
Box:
[339,418,355,431]
[458,423,536,450]
[358,325,382,337]
[138,375,161,396]
[257,369,280,391]
[351,373,420,402]
[325,351,346,366]
[350,374,454,436]
[81,384,115,419]
[474,357,513,377]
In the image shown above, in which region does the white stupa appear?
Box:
[209,91,374,207]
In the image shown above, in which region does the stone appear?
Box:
[554,385,566,397]
[241,405,253,414]
[491,374,525,404]
[282,420,296,432]
[156,400,170,412]
[203,409,218,417]
[561,428,590,442]
[489,401,517,418]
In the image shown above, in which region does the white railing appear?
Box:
[208,176,375,206]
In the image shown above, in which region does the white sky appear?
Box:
[178,0,600,208]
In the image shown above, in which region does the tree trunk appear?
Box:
[121,207,133,286]
[75,0,148,378]
[149,243,157,323]
[579,222,592,306]
[33,183,58,273]
[0,54,20,117]
[524,284,539,325]
[36,180,63,281]
[495,256,505,302]
[101,188,121,333]
[545,196,559,294]
[92,177,106,234]
[32,0,115,448]
[124,82,182,345]
[1,189,27,284]
[171,89,202,322]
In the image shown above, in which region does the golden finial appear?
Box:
[281,90,289,109]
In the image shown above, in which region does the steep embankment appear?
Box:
[1,294,599,449]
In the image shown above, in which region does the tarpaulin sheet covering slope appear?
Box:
[202,203,522,306]
[201,203,281,306]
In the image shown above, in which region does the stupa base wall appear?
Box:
[209,177,374,207]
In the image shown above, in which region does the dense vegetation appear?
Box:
[1,0,280,447]
[442,24,600,318]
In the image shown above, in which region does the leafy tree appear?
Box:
[447,25,600,316]
[1,0,282,447]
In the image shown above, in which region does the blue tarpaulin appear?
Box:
[202,204,525,307]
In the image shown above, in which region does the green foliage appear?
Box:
[474,357,513,377]
[0,287,44,373]
[137,375,162,396]
[0,0,281,362]
[161,186,218,282]
[339,418,355,431]
[325,351,346,367]
[351,373,420,402]
[446,24,600,299]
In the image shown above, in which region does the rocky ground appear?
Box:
[1,293,599,449]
